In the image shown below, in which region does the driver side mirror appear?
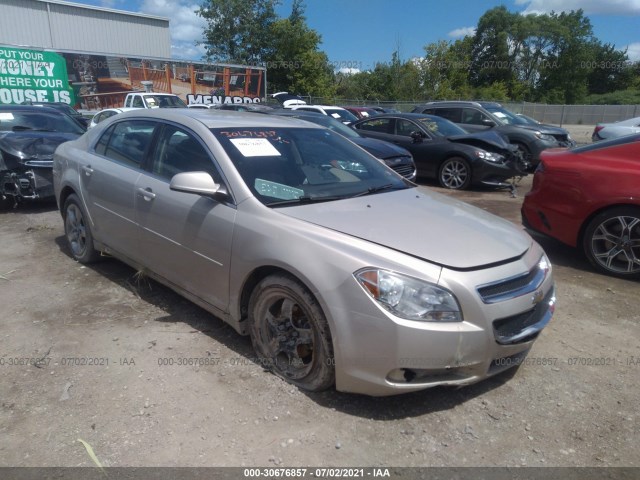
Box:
[170,171,228,201]
[410,131,425,143]
[482,118,496,127]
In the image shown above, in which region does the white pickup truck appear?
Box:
[123,92,187,109]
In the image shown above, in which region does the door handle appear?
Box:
[81,165,94,176]
[137,187,156,201]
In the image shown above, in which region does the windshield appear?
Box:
[418,116,468,136]
[484,106,526,125]
[146,95,187,108]
[0,110,85,134]
[212,127,411,206]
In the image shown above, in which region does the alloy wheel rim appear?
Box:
[442,160,468,188]
[65,204,87,257]
[258,294,315,379]
[591,215,640,274]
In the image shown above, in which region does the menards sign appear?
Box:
[0,46,75,105]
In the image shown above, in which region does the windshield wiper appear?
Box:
[267,195,346,207]
[350,183,402,198]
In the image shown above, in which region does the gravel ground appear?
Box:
[1,175,638,469]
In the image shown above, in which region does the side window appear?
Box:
[395,119,419,137]
[94,124,114,156]
[132,96,144,108]
[356,118,391,134]
[151,125,221,183]
[102,120,155,168]
[462,108,489,125]
[433,108,461,123]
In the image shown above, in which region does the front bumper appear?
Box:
[330,243,555,396]
[473,159,525,187]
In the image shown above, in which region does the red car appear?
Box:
[522,134,640,279]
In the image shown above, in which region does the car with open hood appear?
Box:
[1,105,85,206]
[53,108,555,396]
[352,112,527,189]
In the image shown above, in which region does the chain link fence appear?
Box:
[287,97,640,126]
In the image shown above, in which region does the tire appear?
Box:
[63,194,100,264]
[513,143,533,171]
[248,274,335,391]
[438,157,471,190]
[582,207,640,279]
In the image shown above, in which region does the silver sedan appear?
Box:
[53,109,555,396]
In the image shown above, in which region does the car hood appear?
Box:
[447,130,512,152]
[0,131,79,161]
[351,136,411,159]
[279,188,531,270]
[515,123,568,135]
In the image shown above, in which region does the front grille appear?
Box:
[391,163,416,179]
[493,288,555,344]
[551,134,568,143]
[477,264,545,304]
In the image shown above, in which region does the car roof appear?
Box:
[0,104,64,114]
[295,105,347,110]
[354,112,440,121]
[110,108,326,129]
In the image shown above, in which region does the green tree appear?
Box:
[197,0,279,64]
[420,39,472,100]
[265,1,335,97]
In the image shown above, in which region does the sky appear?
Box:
[73,0,640,68]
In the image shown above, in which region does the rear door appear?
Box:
[79,119,156,262]
[134,123,236,312]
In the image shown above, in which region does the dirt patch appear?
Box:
[1,178,638,468]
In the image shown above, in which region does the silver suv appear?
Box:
[413,101,576,166]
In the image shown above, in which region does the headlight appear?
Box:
[474,150,504,163]
[355,269,463,322]
[534,132,555,142]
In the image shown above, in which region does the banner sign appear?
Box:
[0,46,75,105]
[186,94,261,105]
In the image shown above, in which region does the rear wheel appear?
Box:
[583,207,640,279]
[438,157,471,190]
[248,274,334,391]
[63,194,100,263]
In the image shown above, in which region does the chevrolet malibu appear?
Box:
[53,109,555,396]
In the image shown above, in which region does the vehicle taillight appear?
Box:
[593,125,604,135]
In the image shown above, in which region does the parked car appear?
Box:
[352,113,527,189]
[88,108,138,129]
[0,105,85,205]
[343,106,379,119]
[267,110,416,180]
[288,105,358,125]
[53,109,555,396]
[270,92,307,108]
[186,104,218,110]
[522,134,640,279]
[412,101,576,166]
[211,104,277,113]
[369,106,401,114]
[22,101,89,129]
[592,116,640,142]
[124,92,187,109]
